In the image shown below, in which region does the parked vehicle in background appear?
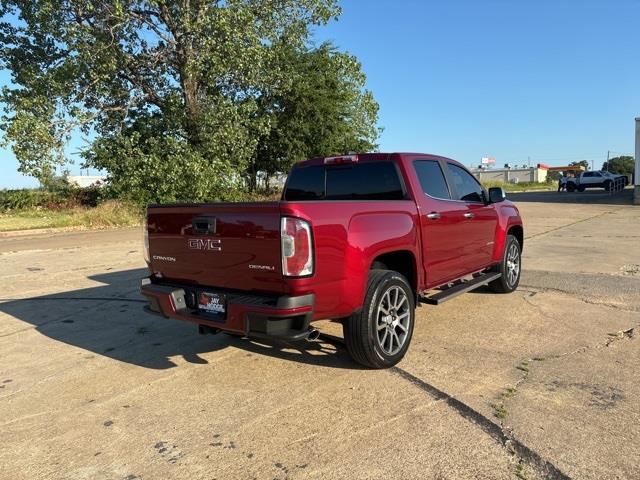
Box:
[566,170,628,192]
[141,153,524,368]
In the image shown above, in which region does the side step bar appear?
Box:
[420,272,502,305]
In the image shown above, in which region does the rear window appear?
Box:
[284,162,405,201]
[282,166,325,200]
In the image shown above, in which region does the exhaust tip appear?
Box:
[198,325,219,336]
[306,328,320,342]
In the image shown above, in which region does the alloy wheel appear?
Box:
[375,286,411,356]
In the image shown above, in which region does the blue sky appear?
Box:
[2,0,639,188]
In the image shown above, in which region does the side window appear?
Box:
[583,172,593,178]
[413,160,451,199]
[446,163,484,203]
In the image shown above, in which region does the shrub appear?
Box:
[0,185,112,211]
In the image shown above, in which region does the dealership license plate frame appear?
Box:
[197,291,227,320]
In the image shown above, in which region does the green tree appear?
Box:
[0,0,378,203]
[603,156,634,176]
[249,43,380,189]
[569,160,590,170]
[546,170,561,183]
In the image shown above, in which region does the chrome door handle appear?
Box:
[464,212,475,219]
[426,212,441,220]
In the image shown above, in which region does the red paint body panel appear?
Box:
[143,153,523,333]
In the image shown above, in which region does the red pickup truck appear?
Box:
[141,153,523,368]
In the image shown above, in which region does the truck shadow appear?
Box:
[0,268,360,370]
[508,188,633,205]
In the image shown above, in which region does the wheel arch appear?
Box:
[507,224,524,252]
[369,250,418,302]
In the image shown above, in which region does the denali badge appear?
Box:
[188,238,222,251]
[249,264,275,271]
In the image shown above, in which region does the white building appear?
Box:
[66,175,107,188]
[471,165,548,184]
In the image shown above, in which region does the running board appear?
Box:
[420,272,502,305]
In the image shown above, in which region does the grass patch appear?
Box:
[501,387,517,401]
[0,200,142,232]
[491,402,508,420]
[481,180,555,192]
[515,463,529,480]
[516,360,530,373]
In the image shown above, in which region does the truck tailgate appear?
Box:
[147,202,286,294]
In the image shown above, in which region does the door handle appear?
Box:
[464,212,475,219]
[426,212,441,220]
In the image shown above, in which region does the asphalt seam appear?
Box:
[389,366,571,480]
[524,210,613,241]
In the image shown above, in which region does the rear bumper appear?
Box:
[140,278,315,340]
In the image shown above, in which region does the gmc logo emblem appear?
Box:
[188,238,222,251]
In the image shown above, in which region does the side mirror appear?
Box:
[488,187,506,204]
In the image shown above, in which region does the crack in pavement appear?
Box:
[391,283,638,480]
[521,287,638,313]
[389,366,571,480]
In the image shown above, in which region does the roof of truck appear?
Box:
[295,152,462,167]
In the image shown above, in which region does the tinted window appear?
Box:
[446,163,484,202]
[284,161,404,201]
[583,172,593,177]
[283,166,324,200]
[413,160,451,199]
[326,162,403,200]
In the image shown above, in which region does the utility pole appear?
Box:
[605,150,610,171]
[635,118,640,204]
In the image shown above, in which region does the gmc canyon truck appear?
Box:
[141,153,523,368]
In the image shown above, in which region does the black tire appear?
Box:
[489,235,521,293]
[566,183,576,192]
[577,185,585,192]
[343,269,415,369]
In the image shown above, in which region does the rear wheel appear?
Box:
[343,270,415,369]
[489,234,521,293]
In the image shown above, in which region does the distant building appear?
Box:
[66,175,107,188]
[471,164,548,183]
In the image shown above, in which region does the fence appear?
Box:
[609,176,626,195]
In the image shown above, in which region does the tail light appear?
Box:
[281,217,313,277]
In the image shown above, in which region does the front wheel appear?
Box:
[343,270,415,369]
[489,234,522,293]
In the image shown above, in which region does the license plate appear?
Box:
[198,291,226,316]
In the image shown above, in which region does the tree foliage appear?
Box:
[250,43,380,187]
[0,0,380,203]
[569,160,590,170]
[602,156,634,176]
